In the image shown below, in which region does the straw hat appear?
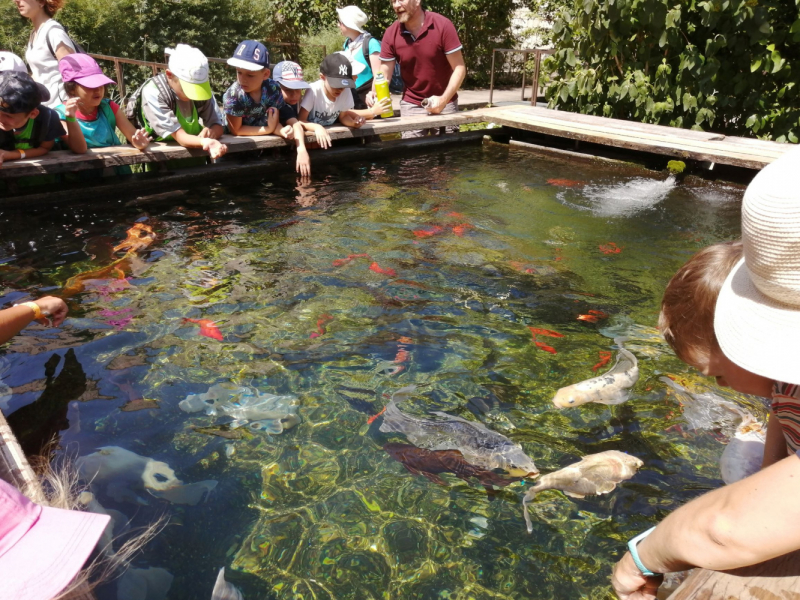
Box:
[715,146,800,385]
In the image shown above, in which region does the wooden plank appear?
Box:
[668,550,800,599]
[0,409,40,498]
[472,106,791,169]
[0,111,486,179]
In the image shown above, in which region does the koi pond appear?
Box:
[1,144,765,599]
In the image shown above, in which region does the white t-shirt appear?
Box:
[300,79,354,126]
[25,19,75,109]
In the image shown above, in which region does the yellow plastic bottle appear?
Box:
[374,73,394,118]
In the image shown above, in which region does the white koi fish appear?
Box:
[552,347,639,408]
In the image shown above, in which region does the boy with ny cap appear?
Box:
[223,40,296,137]
[0,70,63,166]
[299,53,390,128]
[129,43,226,161]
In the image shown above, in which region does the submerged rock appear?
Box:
[211,567,243,600]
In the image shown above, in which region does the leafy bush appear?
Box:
[298,26,342,80]
[543,0,800,141]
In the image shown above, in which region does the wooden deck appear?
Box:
[470,106,793,170]
[0,105,793,182]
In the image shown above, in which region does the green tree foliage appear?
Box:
[543,0,800,141]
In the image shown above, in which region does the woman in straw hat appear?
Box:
[612,146,800,599]
[337,5,382,109]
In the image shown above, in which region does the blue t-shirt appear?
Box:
[222,78,294,127]
[343,35,382,88]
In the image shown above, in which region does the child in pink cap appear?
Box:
[56,54,151,156]
[0,477,110,600]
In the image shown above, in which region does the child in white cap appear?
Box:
[128,44,226,161]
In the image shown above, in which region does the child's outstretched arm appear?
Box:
[60,97,88,154]
[301,122,332,149]
[172,128,228,159]
[116,110,152,150]
[350,97,392,121]
[227,107,279,136]
[0,141,54,166]
[337,110,365,128]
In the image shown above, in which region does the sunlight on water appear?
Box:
[0,145,758,599]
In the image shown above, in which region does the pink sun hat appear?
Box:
[0,478,110,600]
[58,54,116,88]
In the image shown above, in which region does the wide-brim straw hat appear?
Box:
[337,6,368,33]
[715,145,800,385]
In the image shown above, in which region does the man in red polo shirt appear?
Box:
[369,0,466,138]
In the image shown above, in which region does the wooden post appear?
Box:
[530,50,542,107]
[521,51,530,101]
[489,50,497,107]
[114,59,125,101]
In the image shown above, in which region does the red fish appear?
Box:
[547,178,584,188]
[310,314,333,338]
[577,314,600,323]
[370,262,397,277]
[332,253,371,267]
[535,341,557,354]
[183,318,223,341]
[367,406,387,425]
[528,327,564,338]
[592,351,613,372]
[451,223,473,237]
[599,242,622,255]
[446,211,465,218]
[413,226,444,238]
[588,309,609,318]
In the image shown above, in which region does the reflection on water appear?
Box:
[0,146,756,599]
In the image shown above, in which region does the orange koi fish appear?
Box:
[370,262,397,277]
[598,242,622,255]
[451,223,473,237]
[535,341,557,354]
[592,351,613,372]
[183,318,224,341]
[577,314,600,323]
[113,223,156,253]
[528,327,564,339]
[547,178,584,188]
[332,253,371,267]
[367,406,387,425]
[445,211,465,218]
[413,226,444,238]
[588,309,609,318]
[310,314,334,338]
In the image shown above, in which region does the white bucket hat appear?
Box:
[715,145,800,385]
[336,6,368,33]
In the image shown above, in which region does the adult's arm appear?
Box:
[369,52,383,94]
[425,50,466,115]
[762,409,789,468]
[366,59,396,107]
[54,42,74,62]
[612,453,800,598]
[0,297,68,345]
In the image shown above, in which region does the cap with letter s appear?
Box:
[228,40,270,71]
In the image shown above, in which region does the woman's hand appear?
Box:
[611,552,662,600]
[64,97,80,119]
[131,128,152,150]
[34,296,68,327]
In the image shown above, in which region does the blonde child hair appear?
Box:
[659,240,743,366]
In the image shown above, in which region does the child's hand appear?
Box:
[296,147,311,178]
[313,125,332,149]
[281,124,295,140]
[267,107,279,133]
[64,97,80,119]
[0,151,4,168]
[371,97,392,118]
[131,128,152,150]
[197,127,213,139]
[365,91,377,107]
[34,296,68,327]
[202,138,228,160]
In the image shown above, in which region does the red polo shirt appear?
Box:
[380,10,463,106]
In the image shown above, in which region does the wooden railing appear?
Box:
[488,47,555,107]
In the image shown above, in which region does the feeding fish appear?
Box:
[413,225,444,238]
[591,351,612,372]
[528,327,563,338]
[379,386,538,477]
[117,567,173,600]
[114,222,157,253]
[336,386,380,415]
[369,262,397,277]
[547,178,584,188]
[332,253,371,267]
[211,567,243,600]
[451,223,473,237]
[78,491,129,557]
[384,443,520,494]
[552,346,639,408]
[522,450,643,532]
[598,242,622,255]
[720,417,765,484]
[183,318,224,341]
[309,314,333,338]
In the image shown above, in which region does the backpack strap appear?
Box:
[361,33,372,63]
[152,73,177,113]
[43,22,76,60]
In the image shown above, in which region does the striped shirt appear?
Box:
[772,381,800,453]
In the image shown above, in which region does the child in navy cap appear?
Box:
[223,40,295,136]
[0,71,63,166]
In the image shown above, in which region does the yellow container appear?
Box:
[374,73,394,118]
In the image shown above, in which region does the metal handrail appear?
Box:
[488,47,554,107]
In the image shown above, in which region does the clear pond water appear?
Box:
[0,145,763,599]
